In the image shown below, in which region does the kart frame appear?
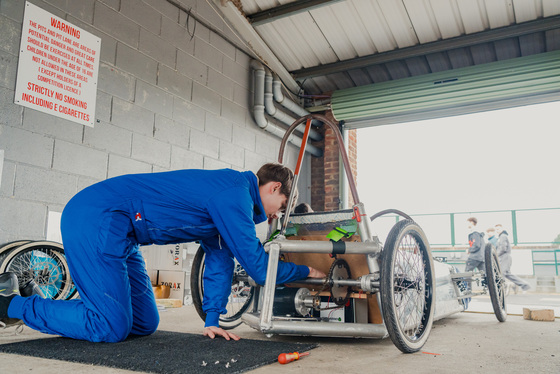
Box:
[243,114,437,353]
[191,114,507,353]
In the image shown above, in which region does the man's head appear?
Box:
[467,217,477,230]
[294,202,313,214]
[495,224,504,235]
[257,163,298,219]
[486,227,495,237]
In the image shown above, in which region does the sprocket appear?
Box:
[328,258,352,306]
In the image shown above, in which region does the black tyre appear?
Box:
[484,243,507,322]
[190,246,254,329]
[0,240,32,264]
[380,220,435,353]
[0,241,76,300]
[370,209,412,222]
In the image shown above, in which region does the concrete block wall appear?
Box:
[0,0,300,244]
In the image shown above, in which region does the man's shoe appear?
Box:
[1,272,21,326]
[20,279,46,298]
[0,272,19,297]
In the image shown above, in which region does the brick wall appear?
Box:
[310,112,358,211]
[0,0,299,243]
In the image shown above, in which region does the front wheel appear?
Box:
[190,246,254,330]
[485,243,507,322]
[380,220,435,353]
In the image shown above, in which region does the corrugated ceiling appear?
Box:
[231,0,560,97]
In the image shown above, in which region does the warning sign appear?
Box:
[14,2,101,127]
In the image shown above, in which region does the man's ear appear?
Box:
[269,181,282,194]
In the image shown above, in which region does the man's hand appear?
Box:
[308,266,326,278]
[203,326,240,341]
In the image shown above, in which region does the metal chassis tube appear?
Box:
[450,270,489,299]
[245,239,388,338]
[242,114,388,338]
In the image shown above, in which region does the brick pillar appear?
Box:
[346,127,358,208]
[310,125,326,211]
[310,112,358,212]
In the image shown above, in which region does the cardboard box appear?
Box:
[141,242,202,306]
[155,270,185,303]
[141,243,184,271]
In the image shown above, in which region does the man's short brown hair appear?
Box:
[467,217,478,226]
[257,163,298,204]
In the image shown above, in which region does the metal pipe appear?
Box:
[214,0,299,92]
[265,239,382,255]
[450,271,484,279]
[340,125,349,209]
[280,118,312,235]
[272,74,322,141]
[264,71,299,127]
[260,243,280,330]
[271,74,309,117]
[265,71,322,141]
[243,312,388,338]
[250,60,322,156]
[354,202,374,241]
[290,277,379,289]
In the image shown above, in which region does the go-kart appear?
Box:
[191,114,506,353]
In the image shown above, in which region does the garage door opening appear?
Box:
[356,100,560,244]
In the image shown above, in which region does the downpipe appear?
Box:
[250,60,322,156]
[270,73,322,141]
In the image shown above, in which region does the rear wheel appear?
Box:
[190,246,254,329]
[380,220,435,353]
[485,243,507,322]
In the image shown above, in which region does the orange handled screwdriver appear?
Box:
[278,351,310,364]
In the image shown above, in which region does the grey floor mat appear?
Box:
[0,330,317,374]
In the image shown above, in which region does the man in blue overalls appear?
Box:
[0,163,324,342]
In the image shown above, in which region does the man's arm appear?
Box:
[198,239,234,328]
[207,188,310,285]
[197,239,241,341]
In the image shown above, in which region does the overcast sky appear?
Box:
[356,101,560,245]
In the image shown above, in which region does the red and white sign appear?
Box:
[14,2,101,127]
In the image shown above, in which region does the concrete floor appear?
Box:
[0,294,558,374]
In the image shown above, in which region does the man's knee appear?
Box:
[141,314,159,335]
[150,312,160,333]
[131,308,160,336]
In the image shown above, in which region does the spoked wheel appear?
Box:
[484,243,507,322]
[0,241,76,300]
[190,246,255,329]
[0,241,31,265]
[380,220,435,353]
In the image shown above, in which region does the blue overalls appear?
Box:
[8,169,309,342]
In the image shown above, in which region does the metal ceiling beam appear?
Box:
[211,0,299,93]
[249,0,344,26]
[291,15,560,80]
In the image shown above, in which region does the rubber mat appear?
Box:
[0,330,317,374]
